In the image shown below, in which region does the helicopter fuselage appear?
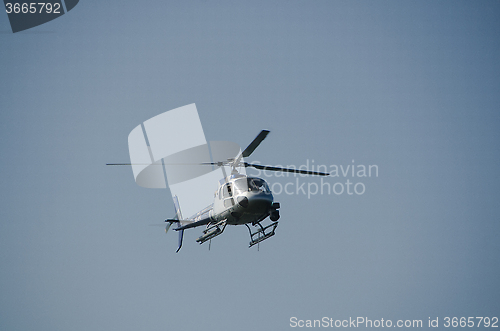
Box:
[210,174,275,225]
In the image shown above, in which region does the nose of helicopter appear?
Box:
[238,192,273,213]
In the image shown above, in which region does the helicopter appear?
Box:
[108,125,329,252]
[160,130,329,251]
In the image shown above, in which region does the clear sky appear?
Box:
[1,1,499,330]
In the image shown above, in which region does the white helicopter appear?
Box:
[160,130,329,251]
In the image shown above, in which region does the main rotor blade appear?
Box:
[108,161,329,176]
[241,130,270,158]
[106,163,219,166]
[244,162,329,176]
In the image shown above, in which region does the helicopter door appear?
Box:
[222,183,235,208]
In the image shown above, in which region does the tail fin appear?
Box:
[173,196,184,252]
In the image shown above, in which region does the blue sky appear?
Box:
[1,1,499,330]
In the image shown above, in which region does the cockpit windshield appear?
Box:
[232,178,248,195]
[231,177,270,194]
[247,178,270,193]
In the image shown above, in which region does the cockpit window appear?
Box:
[227,177,270,196]
[247,178,270,193]
[232,178,249,194]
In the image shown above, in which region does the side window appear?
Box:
[222,183,232,198]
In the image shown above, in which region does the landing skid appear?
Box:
[245,220,278,248]
[196,220,227,244]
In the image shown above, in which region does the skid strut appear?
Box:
[245,221,278,248]
[196,220,227,244]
